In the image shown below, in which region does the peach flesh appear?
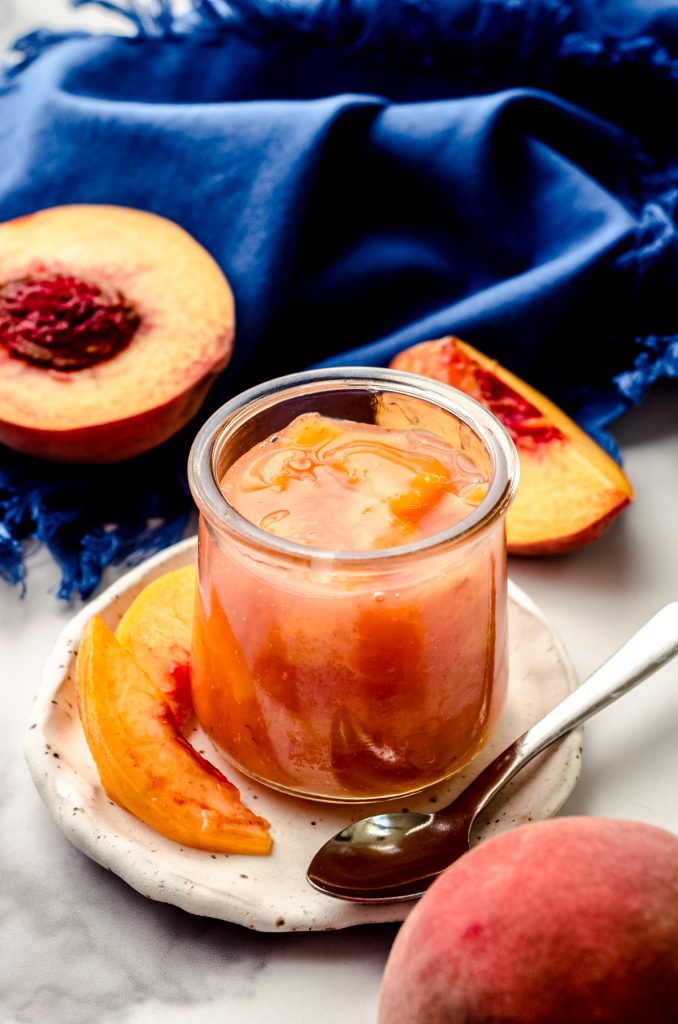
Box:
[77,613,272,855]
[115,564,196,730]
[391,337,634,554]
[379,817,678,1024]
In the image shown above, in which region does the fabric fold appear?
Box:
[1,0,677,596]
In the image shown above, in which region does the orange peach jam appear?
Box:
[191,413,508,801]
[221,413,489,551]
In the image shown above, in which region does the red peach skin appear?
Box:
[379,817,678,1024]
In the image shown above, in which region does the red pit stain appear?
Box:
[174,732,239,790]
[168,658,193,727]
[0,273,140,371]
[440,345,564,451]
[169,659,192,705]
[475,370,564,448]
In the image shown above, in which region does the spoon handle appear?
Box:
[450,602,678,822]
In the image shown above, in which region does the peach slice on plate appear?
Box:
[115,565,196,729]
[76,613,272,855]
[0,205,234,462]
[391,337,634,554]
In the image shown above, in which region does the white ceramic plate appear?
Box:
[25,537,582,932]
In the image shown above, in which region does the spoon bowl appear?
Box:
[308,811,472,902]
[308,603,678,903]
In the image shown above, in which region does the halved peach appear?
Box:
[391,337,633,554]
[0,205,234,462]
[115,565,196,729]
[76,614,271,855]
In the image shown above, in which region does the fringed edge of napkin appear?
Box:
[0,433,192,601]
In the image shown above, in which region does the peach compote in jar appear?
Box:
[188,369,518,802]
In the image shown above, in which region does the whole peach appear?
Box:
[379,817,678,1024]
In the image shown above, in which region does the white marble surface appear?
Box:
[2,4,678,1022]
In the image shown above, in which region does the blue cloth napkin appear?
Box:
[1,0,677,597]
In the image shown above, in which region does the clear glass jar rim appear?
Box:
[188,367,519,565]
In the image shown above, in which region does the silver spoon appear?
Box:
[307,602,678,903]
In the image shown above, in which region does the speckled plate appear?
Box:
[25,537,582,932]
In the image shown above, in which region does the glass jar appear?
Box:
[188,368,518,802]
